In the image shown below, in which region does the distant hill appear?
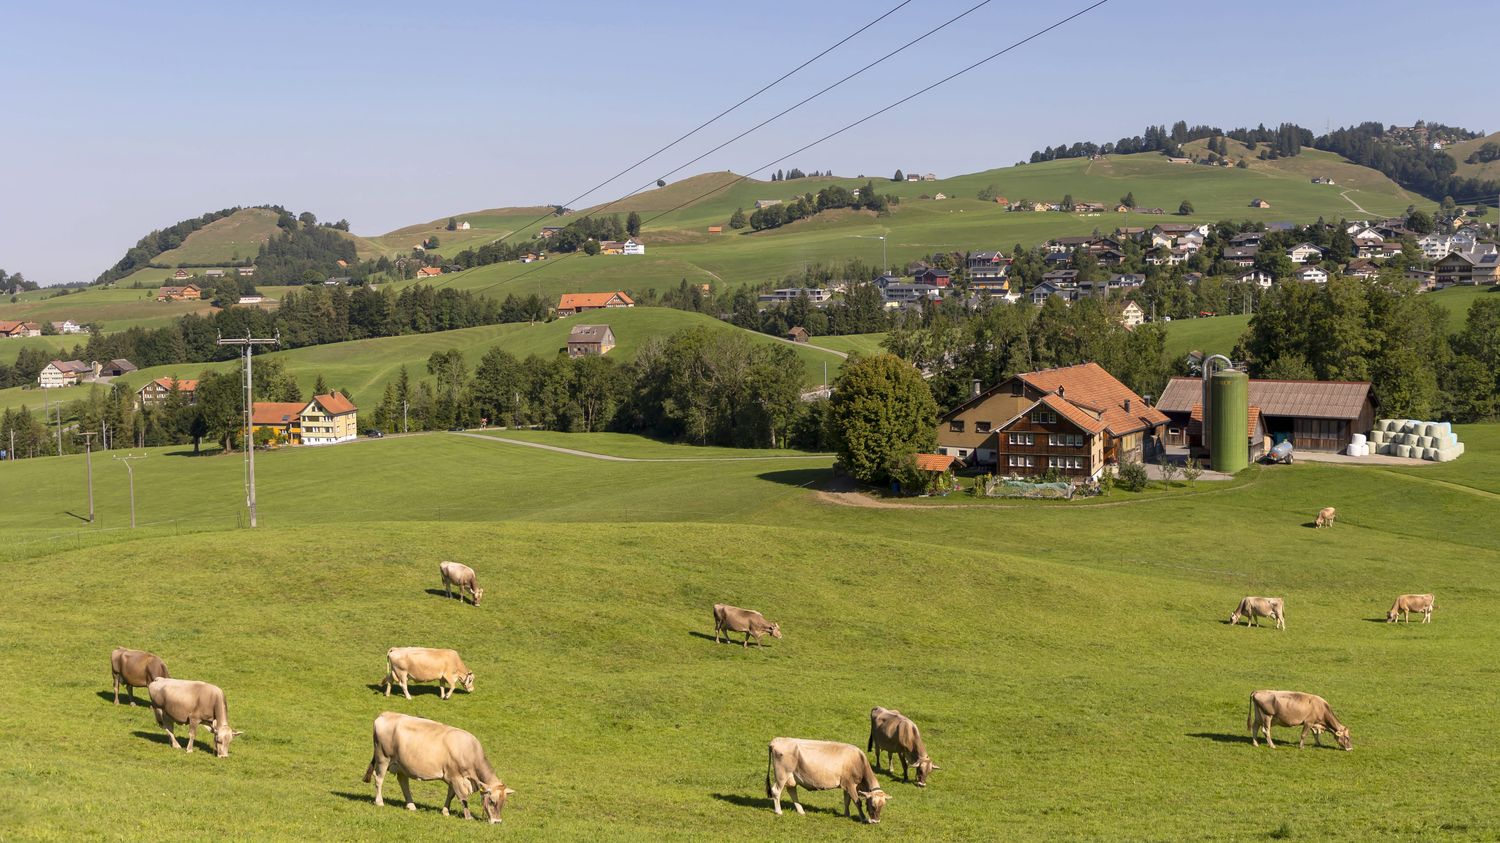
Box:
[151,207,281,267]
[1446,131,1500,183]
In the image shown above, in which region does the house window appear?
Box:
[1010,382,1024,397]
[1047,433,1084,447]
[950,421,964,433]
[1032,409,1057,424]
[976,421,991,433]
[1008,432,1034,446]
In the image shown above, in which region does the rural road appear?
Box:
[448,431,830,463]
[1338,189,1377,216]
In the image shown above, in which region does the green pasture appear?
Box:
[0,333,77,365]
[808,332,887,357]
[152,208,281,267]
[0,286,216,333]
[0,426,1496,840]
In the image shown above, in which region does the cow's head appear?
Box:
[482,782,516,824]
[461,672,475,693]
[769,622,783,640]
[859,789,888,823]
[913,756,940,787]
[1334,727,1352,751]
[1386,608,1399,622]
[1228,610,1241,625]
[471,586,485,606]
[213,724,242,758]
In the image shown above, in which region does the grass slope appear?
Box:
[151,208,281,267]
[1445,131,1500,184]
[0,286,217,334]
[1,428,1498,839]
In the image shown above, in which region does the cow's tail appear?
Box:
[363,751,377,783]
[765,745,774,799]
[1247,693,1257,734]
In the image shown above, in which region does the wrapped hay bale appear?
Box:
[1351,433,1367,445]
[1422,448,1438,461]
[1396,444,1413,459]
[1423,423,1439,438]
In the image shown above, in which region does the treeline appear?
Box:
[1237,277,1500,421]
[94,207,272,283]
[768,168,830,181]
[252,211,359,283]
[1029,121,1312,163]
[748,182,893,231]
[364,327,817,449]
[2,268,40,294]
[1315,122,1500,207]
[1465,142,1500,165]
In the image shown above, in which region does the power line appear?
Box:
[442,0,917,269]
[467,0,1113,299]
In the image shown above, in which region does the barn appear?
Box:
[1156,376,1374,455]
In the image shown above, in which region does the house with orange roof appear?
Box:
[0,320,42,338]
[137,377,199,407]
[156,282,202,302]
[416,266,443,278]
[556,291,634,317]
[300,392,359,445]
[251,402,308,446]
[936,362,1168,480]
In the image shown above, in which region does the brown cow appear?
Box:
[1229,596,1285,630]
[766,737,888,823]
[363,712,515,823]
[439,561,484,606]
[867,707,938,787]
[1248,690,1351,751]
[382,647,474,700]
[1315,507,1337,528]
[146,678,242,757]
[1387,593,1436,624]
[713,603,781,648]
[110,647,169,705]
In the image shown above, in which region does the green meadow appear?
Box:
[1,425,1497,840]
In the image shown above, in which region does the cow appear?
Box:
[439,561,484,606]
[1315,507,1337,528]
[1248,690,1351,751]
[766,737,888,823]
[146,678,242,757]
[713,603,782,648]
[363,712,515,823]
[1229,596,1286,630]
[110,647,169,705]
[382,647,474,700]
[1387,593,1436,624]
[867,707,938,787]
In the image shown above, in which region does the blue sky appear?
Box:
[2,0,1495,284]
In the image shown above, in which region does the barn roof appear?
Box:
[1158,376,1371,420]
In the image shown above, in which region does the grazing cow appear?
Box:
[1315,507,1337,528]
[1248,690,1351,751]
[766,737,888,823]
[439,561,484,606]
[713,603,782,648]
[867,707,938,787]
[1229,596,1286,630]
[146,678,242,757]
[363,712,515,823]
[110,647,169,705]
[1387,593,1436,624]
[383,647,474,700]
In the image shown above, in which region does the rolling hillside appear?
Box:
[1445,131,1500,183]
[149,207,281,267]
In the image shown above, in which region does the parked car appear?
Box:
[448,425,465,432]
[364,429,383,438]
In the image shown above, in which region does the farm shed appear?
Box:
[1156,376,1373,454]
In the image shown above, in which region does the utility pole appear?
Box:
[217,332,280,528]
[56,400,63,456]
[403,399,409,434]
[77,432,97,522]
[113,453,145,528]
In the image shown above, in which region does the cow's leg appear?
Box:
[382,670,391,697]
[400,671,412,701]
[441,676,451,700]
[457,779,475,820]
[443,578,451,599]
[372,759,389,806]
[901,755,910,782]
[770,778,782,815]
[1298,725,1309,748]
[714,623,722,644]
[127,684,138,705]
[442,783,455,816]
[1264,724,1276,749]
[844,789,853,817]
[789,785,804,815]
[113,673,120,704]
[397,772,416,811]
[162,720,181,749]
[1313,727,1323,747]
[186,718,200,752]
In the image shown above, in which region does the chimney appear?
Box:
[1125,398,1132,413]
[1057,385,1066,398]
[971,379,982,398]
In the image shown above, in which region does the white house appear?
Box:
[457,220,471,230]
[1297,266,1329,284]
[1287,243,1325,264]
[50,320,83,334]
[1119,301,1145,328]
[38,359,93,388]
[1417,233,1454,260]
[758,288,833,305]
[1238,270,1274,288]
[622,239,645,256]
[1351,227,1385,245]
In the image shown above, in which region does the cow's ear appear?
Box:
[232,729,244,736]
[504,787,516,796]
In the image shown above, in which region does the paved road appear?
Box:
[447,431,830,463]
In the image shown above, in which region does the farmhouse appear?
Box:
[49,320,84,334]
[156,283,202,301]
[1297,266,1330,284]
[38,359,94,388]
[539,226,564,239]
[0,320,42,338]
[457,220,471,230]
[753,199,782,209]
[416,266,443,278]
[1343,258,1380,279]
[1434,249,1500,285]
[1287,242,1325,264]
[237,266,256,276]
[1156,376,1374,454]
[203,268,225,279]
[137,377,198,407]
[622,238,645,255]
[1118,301,1145,328]
[557,291,634,316]
[598,240,625,255]
[758,288,832,305]
[250,402,307,445]
[300,392,358,445]
[172,269,191,281]
[566,324,616,357]
[936,363,1168,480]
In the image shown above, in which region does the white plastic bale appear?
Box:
[1423,448,1438,461]
[1351,433,1367,445]
[1423,423,1438,437]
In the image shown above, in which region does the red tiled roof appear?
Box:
[251,402,307,425]
[417,266,442,277]
[1017,362,1168,436]
[146,377,198,392]
[913,453,955,472]
[558,291,634,310]
[312,392,357,415]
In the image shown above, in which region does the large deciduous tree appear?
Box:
[828,354,937,485]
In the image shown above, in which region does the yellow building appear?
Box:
[300,392,359,445]
[251,402,307,446]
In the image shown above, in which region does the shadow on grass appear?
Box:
[756,468,832,489]
[96,689,148,705]
[365,683,447,698]
[710,792,844,818]
[1362,617,1395,623]
[688,630,772,648]
[1186,732,1253,745]
[424,588,473,605]
[133,729,204,751]
[330,790,441,811]
[1302,522,1322,529]
[162,448,219,458]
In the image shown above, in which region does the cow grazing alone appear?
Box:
[766,738,888,823]
[383,647,474,700]
[1387,593,1436,624]
[146,678,242,757]
[1315,507,1337,528]
[364,712,515,823]
[713,603,782,648]
[867,707,938,787]
[439,561,484,606]
[1248,690,1351,751]
[110,647,169,705]
[1229,596,1286,630]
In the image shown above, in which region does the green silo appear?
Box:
[1209,369,1249,473]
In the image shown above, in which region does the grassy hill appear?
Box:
[1445,131,1500,183]
[0,307,845,416]
[150,208,281,267]
[1,424,1498,838]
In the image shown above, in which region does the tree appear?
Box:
[1183,457,1204,486]
[1177,200,1195,215]
[582,239,601,256]
[446,217,457,231]
[1120,191,1136,208]
[313,374,329,396]
[1236,158,1249,169]
[728,208,747,229]
[1405,209,1434,234]
[893,169,905,182]
[656,179,666,188]
[626,211,641,237]
[827,354,938,485]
